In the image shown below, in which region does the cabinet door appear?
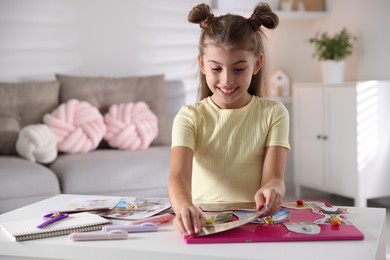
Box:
[293,87,325,188]
[324,87,357,195]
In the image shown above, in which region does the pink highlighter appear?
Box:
[125,213,174,225]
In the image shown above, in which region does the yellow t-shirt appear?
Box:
[171,96,290,202]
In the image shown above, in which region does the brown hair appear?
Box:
[188,3,279,100]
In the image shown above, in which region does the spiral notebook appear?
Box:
[0,212,112,242]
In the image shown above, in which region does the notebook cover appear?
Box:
[185,202,364,244]
[0,212,112,242]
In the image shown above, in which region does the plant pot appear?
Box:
[321,60,345,84]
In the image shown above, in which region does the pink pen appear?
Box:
[125,213,174,225]
[69,230,128,241]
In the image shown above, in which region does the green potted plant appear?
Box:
[309,27,357,83]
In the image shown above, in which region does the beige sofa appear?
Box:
[0,75,185,213]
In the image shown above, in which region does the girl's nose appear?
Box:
[220,71,234,86]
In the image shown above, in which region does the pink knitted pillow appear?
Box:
[43,99,106,153]
[104,102,158,150]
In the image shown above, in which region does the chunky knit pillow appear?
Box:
[16,124,58,164]
[43,99,106,153]
[104,102,158,150]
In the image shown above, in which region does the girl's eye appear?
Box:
[210,67,246,72]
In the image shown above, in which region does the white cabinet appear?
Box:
[293,81,390,207]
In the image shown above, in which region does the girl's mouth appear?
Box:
[218,87,238,95]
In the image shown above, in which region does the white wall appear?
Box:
[0,0,81,81]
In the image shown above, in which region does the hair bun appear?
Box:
[249,3,279,31]
[188,3,215,29]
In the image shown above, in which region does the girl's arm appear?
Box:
[168,146,205,236]
[255,146,288,215]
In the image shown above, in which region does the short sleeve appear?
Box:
[265,102,291,150]
[171,106,196,150]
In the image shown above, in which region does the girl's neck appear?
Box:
[210,93,252,109]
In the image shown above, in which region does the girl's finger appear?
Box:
[173,216,186,235]
[180,208,194,236]
[255,192,266,211]
[191,209,205,234]
[263,190,275,214]
[268,193,283,215]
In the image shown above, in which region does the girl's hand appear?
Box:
[173,205,206,236]
[257,146,287,216]
[254,186,284,216]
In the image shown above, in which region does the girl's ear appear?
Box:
[198,54,206,74]
[253,54,264,75]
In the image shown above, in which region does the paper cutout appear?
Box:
[98,197,170,220]
[311,206,352,225]
[196,211,260,237]
[284,222,321,235]
[45,196,121,213]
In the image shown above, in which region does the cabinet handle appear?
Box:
[316,135,328,140]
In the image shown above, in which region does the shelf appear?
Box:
[276,11,330,20]
[214,9,329,21]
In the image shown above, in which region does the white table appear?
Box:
[0,194,386,260]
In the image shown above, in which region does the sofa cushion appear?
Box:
[0,156,61,213]
[0,117,20,155]
[56,74,170,146]
[16,124,58,164]
[0,81,60,155]
[104,102,158,150]
[165,80,187,131]
[43,99,106,153]
[50,147,171,197]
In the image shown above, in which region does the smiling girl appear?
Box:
[168,2,291,236]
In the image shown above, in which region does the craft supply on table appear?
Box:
[69,230,128,241]
[283,222,321,235]
[98,197,171,220]
[125,213,174,225]
[185,200,364,244]
[103,223,158,233]
[203,212,233,226]
[255,208,291,224]
[44,196,122,214]
[37,213,69,229]
[282,200,327,210]
[196,211,261,237]
[0,212,112,242]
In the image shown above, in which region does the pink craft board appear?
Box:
[184,203,364,244]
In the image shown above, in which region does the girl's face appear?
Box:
[198,44,263,109]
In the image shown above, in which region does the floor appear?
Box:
[284,187,389,259]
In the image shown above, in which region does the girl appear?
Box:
[168,2,290,236]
